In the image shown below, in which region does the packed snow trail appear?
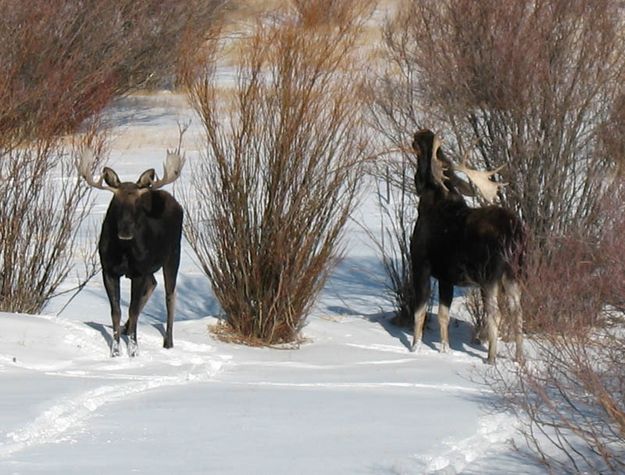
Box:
[0,313,231,459]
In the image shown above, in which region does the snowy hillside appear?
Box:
[0,93,541,474]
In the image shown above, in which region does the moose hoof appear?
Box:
[439,342,449,353]
[128,339,139,357]
[163,339,173,349]
[410,341,422,353]
[111,341,121,358]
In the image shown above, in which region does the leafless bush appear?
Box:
[0,0,224,138]
[0,136,104,314]
[370,0,625,241]
[0,0,223,313]
[464,288,485,340]
[368,158,419,326]
[487,181,625,473]
[183,0,373,344]
[493,324,625,473]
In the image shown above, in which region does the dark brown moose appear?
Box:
[410,129,525,364]
[78,150,184,357]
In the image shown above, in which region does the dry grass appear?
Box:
[209,320,307,348]
[219,0,391,65]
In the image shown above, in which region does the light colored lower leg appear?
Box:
[438,302,450,353]
[411,303,428,352]
[505,280,524,362]
[128,336,138,357]
[164,292,176,348]
[484,284,499,364]
[111,339,121,357]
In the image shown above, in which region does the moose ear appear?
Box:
[102,167,121,188]
[137,169,156,189]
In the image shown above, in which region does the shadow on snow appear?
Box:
[321,255,485,360]
[81,254,486,361]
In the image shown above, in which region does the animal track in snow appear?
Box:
[417,412,518,474]
[0,315,231,459]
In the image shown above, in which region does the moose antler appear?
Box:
[430,135,506,203]
[151,149,186,190]
[454,140,506,203]
[151,120,191,190]
[454,162,506,204]
[150,121,188,190]
[77,148,115,191]
[430,134,449,191]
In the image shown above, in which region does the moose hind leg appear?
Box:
[127,275,157,357]
[162,254,180,349]
[483,282,500,364]
[438,281,453,353]
[103,272,122,357]
[503,276,524,362]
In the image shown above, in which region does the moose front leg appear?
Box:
[410,263,431,353]
[103,272,122,357]
[127,275,157,357]
[438,281,453,353]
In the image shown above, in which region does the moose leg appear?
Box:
[123,275,156,335]
[102,272,122,357]
[503,276,524,363]
[438,281,453,353]
[483,281,500,364]
[162,254,180,349]
[411,265,431,353]
[127,275,157,357]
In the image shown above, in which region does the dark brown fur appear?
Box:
[99,168,183,357]
[410,129,524,363]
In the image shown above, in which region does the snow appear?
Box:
[0,93,543,474]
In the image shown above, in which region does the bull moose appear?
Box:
[409,129,525,364]
[78,149,185,357]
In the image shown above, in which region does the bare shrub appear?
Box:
[369,158,418,326]
[0,0,223,313]
[0,0,224,138]
[370,0,625,241]
[493,322,625,472]
[183,0,373,344]
[464,288,485,340]
[0,136,103,314]
[487,181,625,472]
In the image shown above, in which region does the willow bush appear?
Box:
[184,0,373,344]
[0,0,223,313]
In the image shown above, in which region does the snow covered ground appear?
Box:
[0,93,542,474]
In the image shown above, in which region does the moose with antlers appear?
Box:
[78,149,185,357]
[410,129,525,364]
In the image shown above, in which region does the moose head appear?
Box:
[78,150,185,241]
[412,129,505,203]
